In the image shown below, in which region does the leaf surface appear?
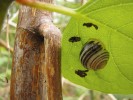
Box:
[62,0,133,94]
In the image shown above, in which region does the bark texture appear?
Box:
[39,23,62,100]
[10,0,62,99]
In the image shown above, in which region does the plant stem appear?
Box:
[17,0,82,19]
[89,90,94,100]
[0,39,13,54]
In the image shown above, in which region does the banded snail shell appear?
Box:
[80,39,109,70]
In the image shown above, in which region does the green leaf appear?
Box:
[0,0,13,33]
[62,0,133,94]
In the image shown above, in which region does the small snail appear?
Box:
[75,69,89,77]
[80,39,109,70]
[69,36,81,43]
[83,23,98,30]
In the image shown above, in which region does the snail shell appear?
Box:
[80,39,109,70]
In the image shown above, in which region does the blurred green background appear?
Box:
[0,0,133,100]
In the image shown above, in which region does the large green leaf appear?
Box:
[62,0,133,94]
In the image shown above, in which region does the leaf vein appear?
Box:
[85,2,133,15]
[108,32,133,83]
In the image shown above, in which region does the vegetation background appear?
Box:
[0,0,133,100]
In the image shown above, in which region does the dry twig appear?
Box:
[0,39,13,54]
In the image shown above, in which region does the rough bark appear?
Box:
[39,23,62,100]
[10,0,62,99]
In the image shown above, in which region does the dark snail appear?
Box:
[83,23,98,30]
[80,39,109,70]
[75,69,89,77]
[69,36,81,43]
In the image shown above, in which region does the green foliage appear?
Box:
[62,0,133,94]
[0,47,12,86]
[0,0,13,33]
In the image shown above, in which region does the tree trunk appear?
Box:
[10,0,62,99]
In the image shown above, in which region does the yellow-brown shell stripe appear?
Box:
[80,40,109,70]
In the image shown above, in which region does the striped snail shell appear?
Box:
[80,39,109,70]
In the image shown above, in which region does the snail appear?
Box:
[83,23,98,30]
[80,39,109,70]
[75,69,89,77]
[69,36,81,43]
